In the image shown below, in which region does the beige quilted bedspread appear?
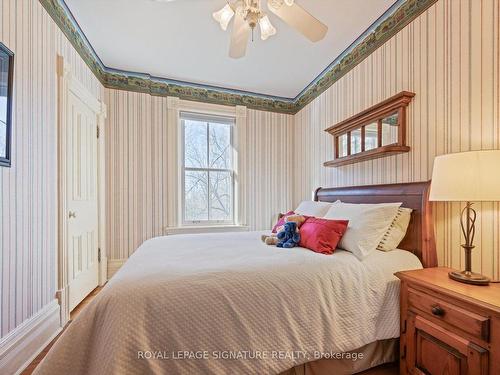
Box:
[34,231,421,375]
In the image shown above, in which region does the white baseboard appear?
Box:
[0,300,61,375]
[107,259,127,279]
[56,285,70,327]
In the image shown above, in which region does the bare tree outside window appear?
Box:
[182,113,234,224]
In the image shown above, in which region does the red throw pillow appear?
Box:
[299,217,349,254]
[272,211,295,233]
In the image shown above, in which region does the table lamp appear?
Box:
[430,150,500,285]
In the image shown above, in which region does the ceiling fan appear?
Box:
[153,0,328,58]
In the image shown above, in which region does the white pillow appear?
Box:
[324,201,402,259]
[295,200,332,217]
[377,207,413,251]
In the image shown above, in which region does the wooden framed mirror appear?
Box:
[324,91,414,167]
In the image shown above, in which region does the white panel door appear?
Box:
[66,90,99,311]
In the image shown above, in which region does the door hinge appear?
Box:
[97,125,100,139]
[98,248,101,262]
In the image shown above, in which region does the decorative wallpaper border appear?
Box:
[39,0,437,114]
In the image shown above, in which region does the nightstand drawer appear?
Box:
[408,287,490,341]
[406,312,489,375]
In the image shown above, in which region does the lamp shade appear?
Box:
[430,150,500,202]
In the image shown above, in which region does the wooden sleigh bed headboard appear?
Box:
[314,181,437,268]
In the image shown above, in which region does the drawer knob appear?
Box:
[431,306,445,316]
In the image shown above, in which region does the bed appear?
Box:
[34,181,437,375]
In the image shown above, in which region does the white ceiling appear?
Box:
[65,0,395,98]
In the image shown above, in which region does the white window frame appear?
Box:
[180,111,236,226]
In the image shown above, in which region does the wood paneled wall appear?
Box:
[104,89,294,260]
[0,0,103,338]
[294,0,500,280]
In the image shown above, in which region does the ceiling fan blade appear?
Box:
[268,1,327,42]
[229,11,251,59]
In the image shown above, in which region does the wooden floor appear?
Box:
[20,286,103,375]
[21,286,398,375]
[69,286,102,318]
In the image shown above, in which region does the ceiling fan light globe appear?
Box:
[212,4,235,31]
[259,15,277,40]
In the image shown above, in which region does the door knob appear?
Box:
[68,211,76,219]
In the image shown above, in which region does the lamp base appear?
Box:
[448,270,490,286]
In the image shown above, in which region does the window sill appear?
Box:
[164,225,249,236]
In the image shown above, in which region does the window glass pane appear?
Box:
[182,113,235,224]
[350,128,362,154]
[184,170,208,221]
[209,122,231,169]
[338,134,348,157]
[381,112,398,146]
[209,171,232,221]
[184,120,207,168]
[364,123,378,151]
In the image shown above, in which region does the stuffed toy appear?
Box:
[285,214,306,227]
[261,233,279,245]
[262,214,306,246]
[277,222,301,248]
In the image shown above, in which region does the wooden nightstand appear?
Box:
[395,267,500,375]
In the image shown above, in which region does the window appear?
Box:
[181,112,235,225]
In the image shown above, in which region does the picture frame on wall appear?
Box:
[0,42,14,168]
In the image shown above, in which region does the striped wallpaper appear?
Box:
[294,0,500,280]
[1,0,499,351]
[242,109,294,231]
[104,90,169,261]
[0,0,103,338]
[104,89,294,260]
